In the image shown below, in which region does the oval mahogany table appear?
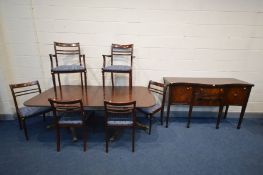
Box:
[24,85,156,108]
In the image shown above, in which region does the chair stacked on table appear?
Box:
[49,42,87,96]
[102,44,134,88]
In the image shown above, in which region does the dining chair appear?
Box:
[104,100,136,153]
[187,84,224,129]
[102,44,134,88]
[137,80,167,135]
[48,98,88,152]
[49,42,87,95]
[9,80,51,140]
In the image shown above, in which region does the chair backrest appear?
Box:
[48,98,85,123]
[104,100,136,125]
[111,44,134,66]
[54,42,80,55]
[53,42,82,66]
[9,80,41,113]
[148,80,166,106]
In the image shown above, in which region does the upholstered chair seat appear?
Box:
[19,106,51,117]
[102,65,131,72]
[51,65,85,73]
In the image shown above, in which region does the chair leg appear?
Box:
[84,71,87,89]
[187,105,193,128]
[58,73,61,90]
[80,72,84,89]
[129,71,132,88]
[216,105,224,129]
[83,125,87,152]
[105,126,109,153]
[149,115,152,135]
[102,71,105,88]
[56,125,60,152]
[166,104,171,128]
[22,118,29,141]
[58,73,62,92]
[223,105,229,119]
[132,126,135,152]
[111,72,114,87]
[18,116,23,130]
[43,113,46,122]
[52,73,57,96]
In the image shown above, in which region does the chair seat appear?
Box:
[107,118,133,126]
[102,65,131,72]
[59,120,83,125]
[51,65,86,73]
[138,103,162,114]
[19,106,51,117]
[59,115,84,125]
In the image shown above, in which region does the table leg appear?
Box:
[216,105,224,129]
[223,105,229,119]
[237,105,247,129]
[166,104,171,128]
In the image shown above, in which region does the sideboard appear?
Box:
[164,77,254,129]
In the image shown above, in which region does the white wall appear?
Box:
[0,0,263,115]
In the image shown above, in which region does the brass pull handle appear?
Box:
[234,93,238,97]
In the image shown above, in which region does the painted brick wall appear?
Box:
[0,0,263,115]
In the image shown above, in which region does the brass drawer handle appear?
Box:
[234,93,238,97]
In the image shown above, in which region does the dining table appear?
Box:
[24,85,156,108]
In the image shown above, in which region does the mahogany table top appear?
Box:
[24,85,156,108]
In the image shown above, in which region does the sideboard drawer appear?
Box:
[193,87,223,106]
[170,85,192,104]
[224,86,250,105]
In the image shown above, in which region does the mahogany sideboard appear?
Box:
[164,77,254,129]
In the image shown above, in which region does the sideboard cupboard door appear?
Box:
[169,85,192,104]
[224,86,252,106]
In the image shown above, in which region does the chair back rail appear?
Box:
[50,42,84,67]
[9,80,41,111]
[111,44,134,66]
[54,42,80,55]
[48,98,87,152]
[104,100,136,152]
[104,100,136,123]
[148,80,165,95]
[48,98,86,122]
